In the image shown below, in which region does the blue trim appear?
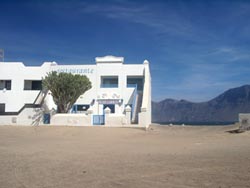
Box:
[71,105,78,113]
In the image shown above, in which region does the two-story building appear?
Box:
[0,56,151,127]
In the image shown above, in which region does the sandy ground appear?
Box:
[0,125,250,188]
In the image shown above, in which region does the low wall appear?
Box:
[104,114,127,127]
[50,114,92,126]
[0,108,43,126]
[0,107,143,127]
[0,115,17,125]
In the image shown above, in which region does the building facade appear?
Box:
[0,56,151,127]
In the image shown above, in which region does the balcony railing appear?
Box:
[100,84,118,88]
[127,84,137,88]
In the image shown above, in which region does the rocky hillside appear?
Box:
[152,85,250,124]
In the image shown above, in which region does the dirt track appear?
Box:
[0,125,250,188]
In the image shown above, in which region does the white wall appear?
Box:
[0,107,43,126]
[0,62,53,111]
[50,114,92,126]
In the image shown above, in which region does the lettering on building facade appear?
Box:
[56,68,94,74]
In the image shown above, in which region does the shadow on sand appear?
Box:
[226,129,245,134]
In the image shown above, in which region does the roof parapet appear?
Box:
[95,55,124,64]
[143,60,149,65]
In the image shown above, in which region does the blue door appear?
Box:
[93,115,105,125]
[43,113,50,124]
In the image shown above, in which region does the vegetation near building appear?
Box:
[42,71,92,113]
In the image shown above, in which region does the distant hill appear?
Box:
[152,85,250,124]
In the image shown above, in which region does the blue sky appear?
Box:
[1,0,250,102]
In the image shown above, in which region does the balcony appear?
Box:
[101,84,118,88]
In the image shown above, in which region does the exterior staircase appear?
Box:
[131,92,143,124]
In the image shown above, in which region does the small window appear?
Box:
[71,104,90,113]
[103,104,115,113]
[32,81,42,90]
[24,80,42,90]
[77,105,90,112]
[101,76,118,88]
[0,103,5,113]
[0,80,11,90]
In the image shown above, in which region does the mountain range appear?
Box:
[152,85,250,124]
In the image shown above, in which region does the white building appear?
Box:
[0,55,151,128]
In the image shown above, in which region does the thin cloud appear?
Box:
[80,2,195,37]
[206,47,250,62]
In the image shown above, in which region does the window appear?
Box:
[24,80,42,90]
[0,80,11,90]
[127,76,143,91]
[101,76,118,88]
[71,104,90,113]
[0,104,5,113]
[103,104,115,113]
[77,105,90,112]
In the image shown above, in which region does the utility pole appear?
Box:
[0,49,4,62]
